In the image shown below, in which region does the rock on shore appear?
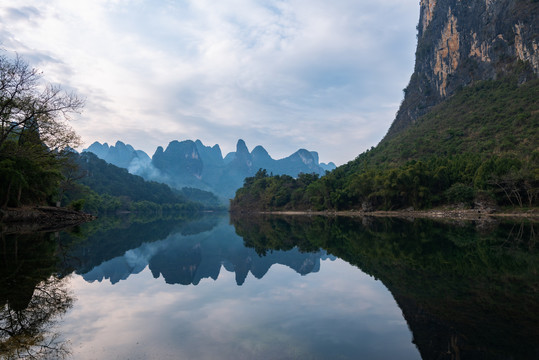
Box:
[0,206,95,233]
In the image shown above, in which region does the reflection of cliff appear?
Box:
[75,215,332,285]
[352,221,538,360]
[232,215,539,360]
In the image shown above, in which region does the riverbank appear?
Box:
[0,206,96,233]
[256,207,539,221]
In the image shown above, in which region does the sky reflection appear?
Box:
[60,256,419,359]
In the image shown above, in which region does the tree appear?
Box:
[0,52,84,207]
[0,53,83,151]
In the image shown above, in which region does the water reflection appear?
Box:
[1,214,537,359]
[55,214,420,359]
[0,232,73,359]
[62,215,334,286]
[232,215,539,360]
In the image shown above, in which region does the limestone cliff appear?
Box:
[386,0,539,137]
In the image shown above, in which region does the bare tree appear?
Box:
[0,53,84,151]
[0,276,73,359]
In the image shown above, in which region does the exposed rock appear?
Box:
[84,140,150,169]
[361,201,375,212]
[194,139,224,167]
[386,0,539,138]
[151,140,203,185]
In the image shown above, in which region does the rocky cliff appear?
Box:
[386,0,539,137]
[85,141,150,169]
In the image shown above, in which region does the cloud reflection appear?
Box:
[63,259,417,359]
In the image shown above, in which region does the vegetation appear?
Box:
[178,187,223,208]
[0,232,72,359]
[0,53,83,209]
[0,53,220,216]
[60,152,223,215]
[0,51,214,354]
[232,215,539,358]
[231,75,539,212]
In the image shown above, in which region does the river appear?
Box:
[1,213,537,359]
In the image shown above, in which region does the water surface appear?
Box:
[1,214,537,359]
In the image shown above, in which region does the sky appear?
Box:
[0,0,419,165]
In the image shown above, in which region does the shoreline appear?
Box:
[0,206,96,234]
[255,208,539,221]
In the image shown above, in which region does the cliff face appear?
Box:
[386,0,539,138]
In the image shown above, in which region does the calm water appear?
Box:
[1,214,538,359]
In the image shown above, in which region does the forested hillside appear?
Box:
[61,152,222,215]
[231,73,538,212]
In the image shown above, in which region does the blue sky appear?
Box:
[0,0,419,165]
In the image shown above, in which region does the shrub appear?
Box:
[445,183,475,205]
[68,199,85,211]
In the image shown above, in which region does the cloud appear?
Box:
[3,6,40,22]
[0,0,419,165]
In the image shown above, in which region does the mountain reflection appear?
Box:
[232,215,539,360]
[4,213,537,359]
[62,214,333,286]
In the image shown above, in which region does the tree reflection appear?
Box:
[0,232,74,359]
[0,276,73,359]
[232,215,539,359]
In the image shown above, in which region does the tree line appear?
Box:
[231,152,538,212]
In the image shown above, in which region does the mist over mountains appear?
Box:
[85,139,336,198]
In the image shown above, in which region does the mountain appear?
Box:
[366,0,538,166]
[84,139,336,199]
[152,140,203,187]
[387,0,538,138]
[73,152,184,205]
[223,140,333,179]
[231,0,538,212]
[195,139,224,167]
[85,141,151,169]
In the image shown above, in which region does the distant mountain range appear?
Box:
[84,139,336,198]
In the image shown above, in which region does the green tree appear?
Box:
[0,53,84,208]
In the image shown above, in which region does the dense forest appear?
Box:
[231,75,539,212]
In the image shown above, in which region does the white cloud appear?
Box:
[0,0,418,165]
